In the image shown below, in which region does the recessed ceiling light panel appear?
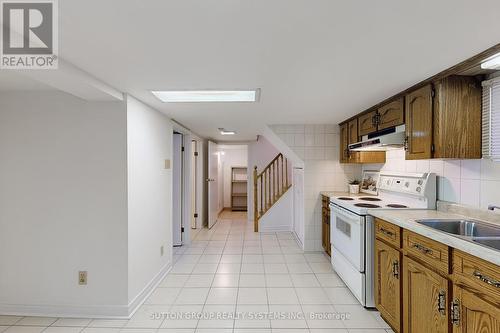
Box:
[219,128,236,135]
[152,89,259,103]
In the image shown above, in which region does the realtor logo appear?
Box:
[1,0,58,69]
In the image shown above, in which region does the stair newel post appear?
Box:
[253,166,258,232]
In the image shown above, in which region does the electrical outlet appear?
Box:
[160,246,164,256]
[164,159,170,169]
[79,271,87,285]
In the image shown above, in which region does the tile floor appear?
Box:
[0,213,394,333]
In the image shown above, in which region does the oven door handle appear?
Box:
[330,204,361,225]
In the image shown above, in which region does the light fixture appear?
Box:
[219,128,236,135]
[151,89,259,103]
[481,52,500,70]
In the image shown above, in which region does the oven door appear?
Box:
[330,203,365,272]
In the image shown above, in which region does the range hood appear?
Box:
[349,125,405,152]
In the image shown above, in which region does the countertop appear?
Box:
[368,209,500,266]
[320,191,377,198]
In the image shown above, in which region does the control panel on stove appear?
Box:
[378,173,430,196]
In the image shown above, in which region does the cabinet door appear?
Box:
[339,123,349,163]
[358,110,378,136]
[375,239,402,332]
[348,119,359,144]
[405,85,433,160]
[452,285,500,333]
[322,207,329,253]
[378,97,404,131]
[403,256,449,333]
[326,209,331,256]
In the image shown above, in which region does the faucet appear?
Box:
[488,205,500,211]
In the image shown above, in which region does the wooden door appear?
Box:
[405,85,433,160]
[403,257,449,333]
[339,123,349,163]
[378,97,404,131]
[358,110,378,136]
[375,239,402,333]
[452,285,500,333]
[348,119,359,144]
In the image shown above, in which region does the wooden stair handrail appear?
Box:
[253,153,292,232]
[258,153,283,178]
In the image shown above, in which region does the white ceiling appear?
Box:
[6,1,500,141]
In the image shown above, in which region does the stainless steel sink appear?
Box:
[416,219,500,251]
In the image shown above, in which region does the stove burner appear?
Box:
[386,204,409,208]
[359,197,382,201]
[354,203,381,208]
[337,197,354,200]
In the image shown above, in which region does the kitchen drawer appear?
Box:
[375,218,401,248]
[453,250,500,305]
[403,230,450,274]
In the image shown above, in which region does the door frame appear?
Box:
[171,123,205,246]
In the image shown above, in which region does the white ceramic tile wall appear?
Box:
[271,125,362,251]
[363,149,500,211]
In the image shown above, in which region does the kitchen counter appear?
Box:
[368,209,500,266]
[320,191,377,198]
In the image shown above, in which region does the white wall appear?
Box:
[259,189,294,232]
[0,92,129,316]
[220,145,248,208]
[126,96,173,307]
[363,149,500,211]
[271,124,362,251]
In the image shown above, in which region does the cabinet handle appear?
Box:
[437,290,446,315]
[379,227,395,237]
[473,270,500,288]
[451,299,460,326]
[412,243,433,255]
[392,260,399,279]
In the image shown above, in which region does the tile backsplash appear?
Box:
[363,149,500,210]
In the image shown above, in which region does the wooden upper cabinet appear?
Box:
[375,239,402,333]
[433,76,482,159]
[358,110,378,136]
[348,119,359,144]
[405,85,433,160]
[452,285,500,333]
[403,257,450,333]
[339,123,349,163]
[378,97,404,131]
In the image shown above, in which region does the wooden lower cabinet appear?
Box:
[375,218,500,333]
[375,239,402,332]
[452,285,500,333]
[321,195,331,256]
[403,256,450,333]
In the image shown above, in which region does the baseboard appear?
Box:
[0,303,130,319]
[0,262,172,319]
[127,261,172,318]
[292,231,304,250]
[259,224,292,232]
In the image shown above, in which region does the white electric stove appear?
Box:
[330,172,436,308]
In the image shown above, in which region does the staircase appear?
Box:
[253,153,292,232]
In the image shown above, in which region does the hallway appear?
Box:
[0,213,393,332]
